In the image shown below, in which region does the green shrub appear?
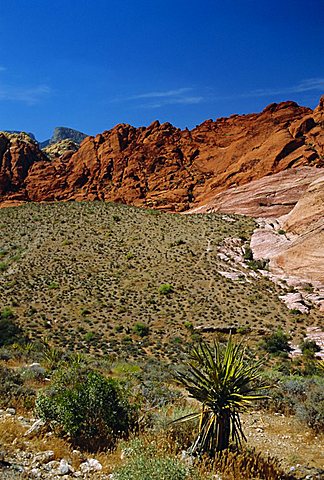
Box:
[36,367,137,451]
[84,331,97,342]
[1,307,14,319]
[300,339,321,358]
[0,366,36,409]
[262,329,291,355]
[264,375,324,432]
[184,321,194,331]
[115,441,190,480]
[0,261,8,272]
[243,246,253,261]
[133,322,150,337]
[159,284,174,295]
[0,310,23,347]
[247,258,269,271]
[295,383,324,433]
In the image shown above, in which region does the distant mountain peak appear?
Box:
[40,127,88,148]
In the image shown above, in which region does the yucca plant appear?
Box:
[173,336,269,456]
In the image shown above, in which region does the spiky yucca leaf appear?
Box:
[174,336,269,456]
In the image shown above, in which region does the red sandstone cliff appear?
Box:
[0,97,323,210]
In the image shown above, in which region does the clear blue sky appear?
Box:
[0,0,323,141]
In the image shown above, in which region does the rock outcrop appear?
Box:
[42,139,79,160]
[186,167,324,217]
[0,132,48,202]
[251,174,324,292]
[0,97,323,209]
[39,126,88,148]
[273,175,324,283]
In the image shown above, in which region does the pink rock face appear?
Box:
[186,167,324,217]
[250,174,324,287]
[0,97,323,210]
[272,175,324,283]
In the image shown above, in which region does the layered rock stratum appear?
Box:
[0,97,323,209]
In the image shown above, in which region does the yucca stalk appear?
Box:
[174,336,269,456]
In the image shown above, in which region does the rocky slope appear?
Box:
[186,166,324,217]
[39,127,88,148]
[0,132,48,203]
[272,175,324,283]
[248,174,324,310]
[0,97,323,209]
[2,130,36,141]
[42,139,79,160]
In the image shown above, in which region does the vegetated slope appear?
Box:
[0,97,323,209]
[0,202,321,360]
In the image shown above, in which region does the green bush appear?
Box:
[262,329,291,355]
[300,339,321,358]
[115,441,190,480]
[159,284,174,295]
[133,322,150,337]
[264,375,324,432]
[0,366,36,409]
[36,367,137,451]
[0,309,23,347]
[295,384,324,433]
[243,246,253,261]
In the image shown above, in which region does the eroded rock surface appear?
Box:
[0,132,48,202]
[0,97,323,209]
[187,167,324,217]
[251,174,324,308]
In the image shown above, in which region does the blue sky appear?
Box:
[0,0,323,141]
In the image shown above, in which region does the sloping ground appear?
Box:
[0,97,323,210]
[0,202,321,360]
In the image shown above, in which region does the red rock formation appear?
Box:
[1,97,323,210]
[0,132,48,201]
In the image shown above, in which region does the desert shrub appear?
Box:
[300,339,321,358]
[247,258,269,271]
[264,375,324,432]
[0,261,8,271]
[150,406,198,449]
[204,447,292,480]
[35,366,137,451]
[133,322,150,337]
[0,310,23,347]
[115,440,191,480]
[262,329,291,355]
[116,455,190,480]
[294,381,324,433]
[0,366,36,409]
[243,246,253,261]
[159,283,174,295]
